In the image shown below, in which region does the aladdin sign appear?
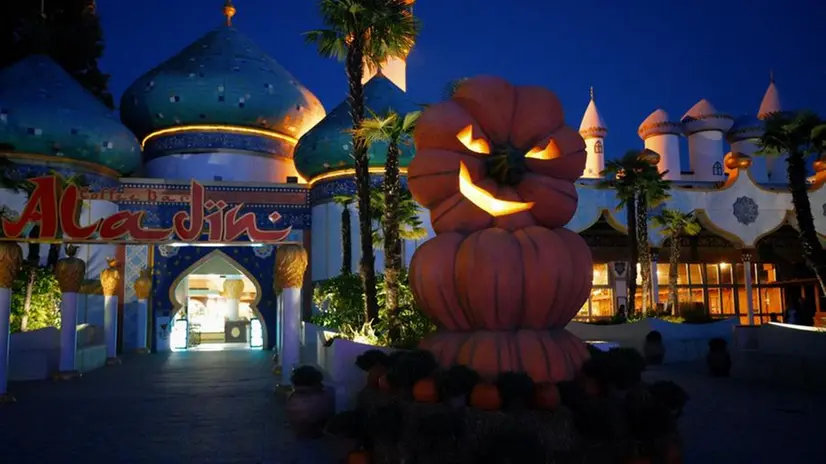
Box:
[1,176,292,244]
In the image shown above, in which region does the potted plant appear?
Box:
[643,330,665,365]
[285,365,334,439]
[706,337,731,377]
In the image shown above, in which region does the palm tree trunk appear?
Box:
[636,194,652,313]
[668,234,680,315]
[787,153,826,297]
[346,38,380,324]
[340,205,352,274]
[383,142,403,344]
[20,265,36,332]
[626,198,638,315]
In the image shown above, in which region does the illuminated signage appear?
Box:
[0,176,292,244]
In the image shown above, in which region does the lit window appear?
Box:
[594,140,604,154]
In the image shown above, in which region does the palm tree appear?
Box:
[306,0,419,325]
[353,109,421,342]
[332,194,354,275]
[652,209,701,315]
[600,150,670,314]
[757,111,826,297]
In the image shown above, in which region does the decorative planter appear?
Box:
[285,385,335,440]
[0,241,23,288]
[643,331,665,365]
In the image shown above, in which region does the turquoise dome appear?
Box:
[294,75,420,180]
[120,26,325,141]
[0,55,141,174]
[727,115,764,143]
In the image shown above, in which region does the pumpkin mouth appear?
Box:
[458,161,534,216]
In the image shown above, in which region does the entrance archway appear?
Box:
[167,249,268,351]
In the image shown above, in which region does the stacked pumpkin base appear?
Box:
[353,386,579,464]
[420,329,591,384]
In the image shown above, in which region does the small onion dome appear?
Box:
[637,109,681,140]
[680,99,734,135]
[578,88,607,139]
[294,75,419,181]
[724,152,752,170]
[726,115,764,143]
[0,55,141,174]
[758,75,782,120]
[120,26,325,143]
[638,148,661,165]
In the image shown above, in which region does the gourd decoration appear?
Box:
[409,75,593,384]
[412,377,440,403]
[469,382,502,411]
[533,383,562,410]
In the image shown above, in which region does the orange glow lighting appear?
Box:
[141,125,298,149]
[458,161,533,216]
[525,138,560,160]
[456,125,491,154]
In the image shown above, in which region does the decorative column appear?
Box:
[222,279,244,321]
[133,268,152,354]
[742,250,755,325]
[650,249,660,307]
[274,244,308,386]
[54,246,86,380]
[100,258,121,365]
[0,242,23,403]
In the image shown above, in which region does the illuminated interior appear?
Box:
[169,253,264,351]
[576,263,614,320]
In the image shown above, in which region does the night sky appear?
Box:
[98,0,826,157]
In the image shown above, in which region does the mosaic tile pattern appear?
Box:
[294,75,419,180]
[1,158,120,191]
[119,27,325,140]
[0,56,141,174]
[309,173,409,205]
[143,130,293,159]
[124,245,150,304]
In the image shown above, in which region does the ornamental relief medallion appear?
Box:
[732,196,759,226]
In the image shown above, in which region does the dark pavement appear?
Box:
[0,350,335,464]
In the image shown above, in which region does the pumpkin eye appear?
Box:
[524,138,559,160]
[456,125,491,155]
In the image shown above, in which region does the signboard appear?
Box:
[0,176,292,244]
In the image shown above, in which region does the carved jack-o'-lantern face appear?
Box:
[408,76,587,234]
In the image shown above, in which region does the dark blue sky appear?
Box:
[98,0,825,156]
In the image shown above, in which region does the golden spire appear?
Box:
[589,86,595,101]
[223,0,236,27]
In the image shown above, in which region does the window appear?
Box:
[594,140,604,154]
[575,263,614,321]
[712,161,723,176]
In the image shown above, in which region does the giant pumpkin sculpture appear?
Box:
[409,76,593,384]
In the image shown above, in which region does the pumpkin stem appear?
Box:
[487,143,528,186]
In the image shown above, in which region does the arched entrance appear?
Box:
[167,249,268,351]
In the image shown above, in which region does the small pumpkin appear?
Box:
[421,329,590,384]
[409,76,586,234]
[409,226,593,330]
[469,382,501,410]
[532,382,561,410]
[347,450,371,464]
[366,365,387,388]
[412,377,440,403]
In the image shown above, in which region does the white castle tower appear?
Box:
[681,99,734,182]
[578,87,608,178]
[758,73,785,182]
[638,109,682,180]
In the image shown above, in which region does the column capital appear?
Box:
[55,256,86,293]
[99,257,121,297]
[741,249,755,262]
[222,278,245,299]
[275,244,308,292]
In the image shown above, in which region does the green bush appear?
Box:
[10,263,61,333]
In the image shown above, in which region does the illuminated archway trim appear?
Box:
[308,167,409,187]
[141,125,299,149]
[166,248,268,349]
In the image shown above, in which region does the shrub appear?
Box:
[439,365,481,399]
[495,371,535,409]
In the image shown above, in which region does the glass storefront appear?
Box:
[576,264,614,321]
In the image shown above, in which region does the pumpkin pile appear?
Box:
[408,76,593,384]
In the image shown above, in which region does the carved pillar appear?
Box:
[650,249,660,307]
[274,244,308,386]
[222,279,244,322]
[742,250,755,325]
[100,258,121,365]
[0,242,23,402]
[54,247,86,380]
[133,269,152,354]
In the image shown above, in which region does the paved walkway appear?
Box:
[645,363,826,464]
[0,350,335,464]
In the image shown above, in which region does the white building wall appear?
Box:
[687,131,726,182]
[144,152,303,183]
[645,134,681,180]
[583,138,605,178]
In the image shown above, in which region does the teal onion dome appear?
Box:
[726,115,764,143]
[0,55,141,174]
[119,26,325,146]
[294,75,419,180]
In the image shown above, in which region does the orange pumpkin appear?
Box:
[409,76,586,234]
[532,383,561,410]
[412,377,440,403]
[347,450,371,464]
[409,226,593,330]
[366,365,387,388]
[469,382,502,410]
[420,329,590,384]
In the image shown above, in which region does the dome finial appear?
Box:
[589,86,595,101]
[223,0,236,27]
